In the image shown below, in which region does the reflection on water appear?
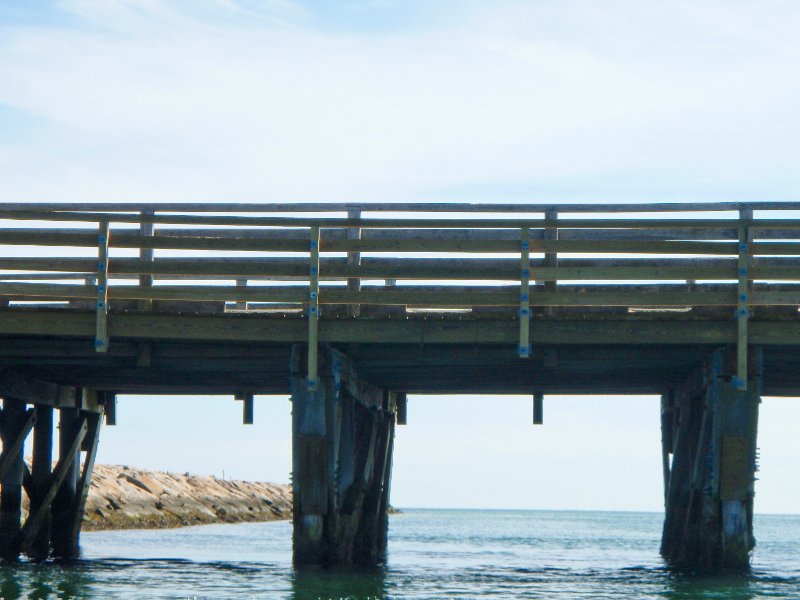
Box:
[664,572,756,600]
[0,512,795,598]
[292,567,385,600]
[0,563,93,600]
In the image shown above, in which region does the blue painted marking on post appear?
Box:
[310,266,318,275]
[98,235,107,244]
[518,344,531,357]
[731,375,744,389]
[98,263,106,272]
[97,284,105,293]
[94,339,105,348]
[521,241,529,250]
[737,308,748,318]
[309,306,317,314]
[309,291,318,300]
[307,378,317,390]
[739,268,747,276]
[309,240,318,248]
[739,294,747,302]
[739,242,748,252]
[520,294,529,302]
[96,301,104,309]
[519,308,529,317]
[521,269,530,278]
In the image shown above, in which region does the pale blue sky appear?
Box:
[2,1,800,512]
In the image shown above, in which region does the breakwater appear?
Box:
[79,465,292,530]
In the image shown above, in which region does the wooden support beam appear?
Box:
[9,309,800,347]
[396,393,408,425]
[0,373,79,410]
[49,408,85,559]
[308,226,321,391]
[242,393,254,425]
[519,226,531,358]
[101,392,117,426]
[0,399,29,561]
[95,220,110,352]
[533,392,543,425]
[28,405,53,561]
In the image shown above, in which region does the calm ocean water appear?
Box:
[1,510,799,599]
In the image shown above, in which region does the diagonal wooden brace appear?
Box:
[68,411,102,547]
[19,416,87,553]
[0,409,35,482]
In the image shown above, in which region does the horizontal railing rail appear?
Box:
[0,202,798,388]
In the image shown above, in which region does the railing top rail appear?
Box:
[1,211,800,229]
[0,201,799,214]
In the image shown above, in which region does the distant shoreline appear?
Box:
[79,464,292,531]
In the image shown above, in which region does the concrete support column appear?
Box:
[291,345,396,567]
[661,346,762,569]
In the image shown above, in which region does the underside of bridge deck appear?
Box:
[0,309,799,395]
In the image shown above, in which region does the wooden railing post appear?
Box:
[347,207,361,317]
[736,207,752,390]
[518,226,531,357]
[95,220,110,352]
[138,210,154,311]
[544,209,558,316]
[308,226,321,391]
[235,278,247,311]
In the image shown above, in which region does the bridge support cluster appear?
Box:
[291,346,397,567]
[661,346,762,569]
[0,383,104,562]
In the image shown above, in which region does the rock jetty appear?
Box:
[81,465,292,531]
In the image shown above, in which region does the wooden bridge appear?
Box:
[0,201,798,568]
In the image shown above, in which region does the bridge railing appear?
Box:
[0,203,799,388]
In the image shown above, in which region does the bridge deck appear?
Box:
[0,202,799,396]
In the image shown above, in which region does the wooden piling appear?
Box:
[51,407,82,559]
[0,398,28,561]
[291,345,396,567]
[661,346,762,569]
[28,405,53,561]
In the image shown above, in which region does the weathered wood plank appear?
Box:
[3,310,800,345]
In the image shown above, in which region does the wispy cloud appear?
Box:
[0,0,799,202]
